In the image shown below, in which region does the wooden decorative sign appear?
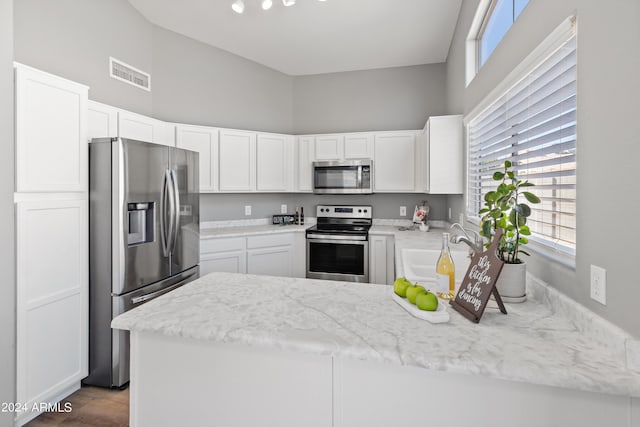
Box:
[450,229,508,323]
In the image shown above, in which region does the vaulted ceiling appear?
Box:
[127,0,462,75]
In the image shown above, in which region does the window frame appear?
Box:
[466,0,530,86]
[463,16,578,268]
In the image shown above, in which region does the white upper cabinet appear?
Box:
[373,131,418,192]
[344,133,374,159]
[176,125,219,193]
[297,136,315,192]
[118,110,175,147]
[153,120,176,147]
[15,64,88,193]
[88,100,118,140]
[219,129,257,192]
[118,110,154,143]
[314,134,344,161]
[425,115,464,194]
[256,133,295,192]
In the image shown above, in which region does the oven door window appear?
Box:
[314,167,359,189]
[308,241,365,275]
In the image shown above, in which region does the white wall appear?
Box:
[200,193,448,222]
[293,64,447,134]
[14,0,154,116]
[151,26,294,134]
[446,0,640,337]
[0,0,15,424]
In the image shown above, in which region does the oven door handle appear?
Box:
[307,236,368,244]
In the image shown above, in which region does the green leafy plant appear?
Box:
[479,160,541,264]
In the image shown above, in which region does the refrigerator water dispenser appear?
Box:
[127,202,154,246]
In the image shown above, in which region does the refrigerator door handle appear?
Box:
[160,169,175,257]
[170,169,181,254]
[160,169,169,257]
[166,169,176,255]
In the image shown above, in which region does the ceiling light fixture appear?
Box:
[231,0,245,13]
[233,0,325,14]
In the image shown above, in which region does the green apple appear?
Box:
[393,277,412,297]
[416,291,438,311]
[406,285,426,304]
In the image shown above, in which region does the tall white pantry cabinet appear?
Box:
[14,64,89,426]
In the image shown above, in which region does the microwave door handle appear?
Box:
[357,166,362,189]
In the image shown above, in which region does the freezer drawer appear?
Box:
[85,266,199,388]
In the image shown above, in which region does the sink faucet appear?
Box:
[449,223,484,256]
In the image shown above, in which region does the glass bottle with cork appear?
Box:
[436,232,455,299]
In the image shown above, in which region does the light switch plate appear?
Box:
[281,204,287,214]
[245,205,252,216]
[400,206,406,217]
[590,265,606,305]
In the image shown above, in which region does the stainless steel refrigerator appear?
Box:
[85,138,200,388]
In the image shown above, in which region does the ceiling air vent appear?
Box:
[109,57,151,92]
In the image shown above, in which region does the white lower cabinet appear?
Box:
[200,237,247,275]
[200,233,304,279]
[201,252,247,275]
[247,247,293,277]
[369,234,395,285]
[247,234,294,277]
[16,197,88,426]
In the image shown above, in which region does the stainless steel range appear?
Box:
[306,205,372,283]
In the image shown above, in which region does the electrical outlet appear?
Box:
[245,205,252,216]
[590,265,606,305]
[400,206,407,217]
[281,204,287,214]
[459,213,465,226]
[448,208,452,220]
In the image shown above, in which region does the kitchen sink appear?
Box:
[401,248,471,286]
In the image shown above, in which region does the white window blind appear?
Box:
[467,34,577,255]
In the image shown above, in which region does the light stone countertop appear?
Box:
[112,271,640,398]
[200,224,310,239]
[198,218,316,239]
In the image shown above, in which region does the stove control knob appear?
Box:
[364,209,368,213]
[358,209,362,213]
[320,208,325,212]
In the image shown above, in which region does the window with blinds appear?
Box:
[467,33,577,255]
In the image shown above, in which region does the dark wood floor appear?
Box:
[26,386,129,427]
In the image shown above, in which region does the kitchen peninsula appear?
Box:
[112,272,640,427]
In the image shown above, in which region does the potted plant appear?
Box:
[479,160,540,302]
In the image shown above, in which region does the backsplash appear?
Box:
[199,193,450,222]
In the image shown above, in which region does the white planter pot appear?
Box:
[496,262,527,303]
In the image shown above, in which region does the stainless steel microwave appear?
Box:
[312,159,373,194]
